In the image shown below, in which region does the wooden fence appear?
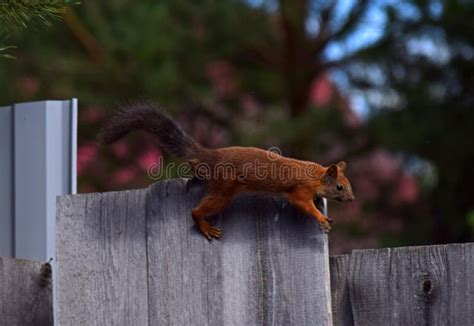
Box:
[54,179,474,326]
[0,257,52,326]
[330,243,474,326]
[56,179,332,325]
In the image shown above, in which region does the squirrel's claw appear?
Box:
[197,220,222,241]
[208,227,222,239]
[319,221,332,233]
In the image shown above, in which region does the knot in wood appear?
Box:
[420,273,435,303]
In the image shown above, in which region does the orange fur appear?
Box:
[189,146,354,240]
[101,102,355,241]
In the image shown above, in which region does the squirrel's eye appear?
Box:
[336,184,344,191]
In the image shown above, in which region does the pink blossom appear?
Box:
[369,149,401,183]
[138,148,162,171]
[392,173,419,205]
[310,75,333,106]
[77,142,98,174]
[112,167,138,185]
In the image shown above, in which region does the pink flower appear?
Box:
[138,148,162,171]
[369,149,401,183]
[112,167,138,185]
[310,75,334,106]
[392,173,419,205]
[77,142,98,174]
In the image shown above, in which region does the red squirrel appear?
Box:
[100,101,355,240]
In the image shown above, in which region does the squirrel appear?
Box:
[99,101,355,240]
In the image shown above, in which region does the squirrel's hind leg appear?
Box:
[186,176,206,192]
[192,188,236,240]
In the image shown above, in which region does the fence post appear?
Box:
[330,243,474,325]
[0,257,53,325]
[56,179,333,325]
[0,99,77,261]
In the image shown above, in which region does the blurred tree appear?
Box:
[348,0,474,243]
[0,0,472,250]
[0,0,381,169]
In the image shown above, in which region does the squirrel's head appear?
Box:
[321,161,355,203]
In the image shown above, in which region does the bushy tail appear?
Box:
[99,101,203,158]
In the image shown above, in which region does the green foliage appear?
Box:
[467,211,474,231]
[0,0,472,250]
[0,0,75,58]
[0,44,15,58]
[0,0,74,31]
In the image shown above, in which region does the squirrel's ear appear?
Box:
[327,165,338,179]
[337,161,347,172]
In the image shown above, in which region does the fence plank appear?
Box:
[146,179,332,325]
[348,243,474,326]
[57,179,332,325]
[330,255,353,326]
[56,190,149,326]
[0,257,52,326]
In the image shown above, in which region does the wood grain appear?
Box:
[0,257,52,326]
[146,179,332,325]
[348,243,474,326]
[56,179,474,325]
[330,255,353,326]
[56,190,149,326]
[56,179,331,325]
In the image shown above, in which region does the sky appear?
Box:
[243,0,446,118]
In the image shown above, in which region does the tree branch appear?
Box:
[62,7,105,64]
[331,0,369,42]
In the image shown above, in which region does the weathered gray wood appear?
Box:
[348,243,474,326]
[146,179,332,325]
[56,190,149,326]
[0,257,53,326]
[57,179,331,325]
[330,255,353,326]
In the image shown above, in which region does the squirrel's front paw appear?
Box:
[319,220,332,233]
[197,220,222,241]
